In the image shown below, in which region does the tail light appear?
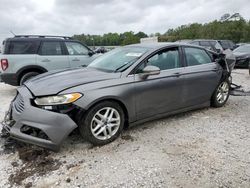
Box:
[1,59,9,71]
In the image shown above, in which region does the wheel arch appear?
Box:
[17,65,48,85]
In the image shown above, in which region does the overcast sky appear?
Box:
[0,0,250,43]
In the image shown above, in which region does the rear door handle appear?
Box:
[174,72,181,77]
[72,58,80,61]
[41,59,50,62]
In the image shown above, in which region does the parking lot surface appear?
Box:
[0,69,250,188]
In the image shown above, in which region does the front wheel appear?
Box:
[78,101,125,146]
[211,79,230,108]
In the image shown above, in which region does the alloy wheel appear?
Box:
[90,107,121,140]
[216,81,229,104]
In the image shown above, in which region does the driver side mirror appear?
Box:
[140,65,160,79]
[88,50,95,56]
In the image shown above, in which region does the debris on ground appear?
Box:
[8,146,61,186]
[230,83,250,96]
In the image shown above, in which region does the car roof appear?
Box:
[128,42,196,49]
[126,42,205,50]
[5,37,77,42]
[192,39,218,42]
[127,42,175,48]
[192,39,234,43]
[239,44,250,47]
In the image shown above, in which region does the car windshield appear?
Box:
[234,45,250,53]
[88,47,149,72]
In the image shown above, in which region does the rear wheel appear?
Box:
[211,79,230,107]
[19,72,40,85]
[78,101,125,146]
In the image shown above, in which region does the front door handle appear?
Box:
[72,58,80,61]
[174,72,181,77]
[41,59,50,62]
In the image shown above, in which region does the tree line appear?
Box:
[73,31,148,46]
[73,18,250,46]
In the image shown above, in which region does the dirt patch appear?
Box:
[24,182,33,188]
[0,137,24,155]
[8,146,61,186]
[121,134,135,141]
[0,130,62,186]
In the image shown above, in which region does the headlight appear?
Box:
[34,93,82,106]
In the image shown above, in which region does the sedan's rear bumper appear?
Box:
[2,86,77,151]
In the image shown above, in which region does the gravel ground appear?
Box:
[0,69,249,188]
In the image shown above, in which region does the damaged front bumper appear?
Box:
[1,86,77,151]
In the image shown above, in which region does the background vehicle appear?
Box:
[190,39,237,53]
[236,43,248,47]
[233,44,250,69]
[218,40,237,50]
[94,47,108,54]
[175,39,192,44]
[0,35,97,86]
[2,43,234,150]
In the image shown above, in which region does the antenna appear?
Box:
[10,30,16,36]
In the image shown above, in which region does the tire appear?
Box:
[78,101,125,146]
[19,72,40,85]
[211,79,230,108]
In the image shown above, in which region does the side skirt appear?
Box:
[129,101,210,127]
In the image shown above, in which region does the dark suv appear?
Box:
[190,39,237,53]
[0,35,97,86]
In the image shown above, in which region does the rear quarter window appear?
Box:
[200,41,211,47]
[40,41,63,55]
[8,41,39,54]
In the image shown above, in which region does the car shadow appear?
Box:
[59,107,211,152]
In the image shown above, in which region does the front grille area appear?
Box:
[13,94,25,113]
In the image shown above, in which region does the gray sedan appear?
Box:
[2,43,232,150]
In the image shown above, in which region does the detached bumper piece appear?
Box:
[230,83,250,96]
[1,86,77,151]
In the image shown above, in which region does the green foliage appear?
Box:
[73,31,148,46]
[162,19,250,43]
[73,19,250,46]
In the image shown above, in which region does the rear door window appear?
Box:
[185,47,212,66]
[8,41,38,54]
[228,41,236,49]
[200,41,212,48]
[40,41,63,55]
[219,41,230,50]
[65,42,89,55]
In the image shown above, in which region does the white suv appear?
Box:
[0,35,98,86]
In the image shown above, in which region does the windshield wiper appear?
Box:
[114,59,138,72]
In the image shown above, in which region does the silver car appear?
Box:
[1,43,233,151]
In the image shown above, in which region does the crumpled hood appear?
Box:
[25,68,121,96]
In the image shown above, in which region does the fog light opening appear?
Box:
[21,125,50,140]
